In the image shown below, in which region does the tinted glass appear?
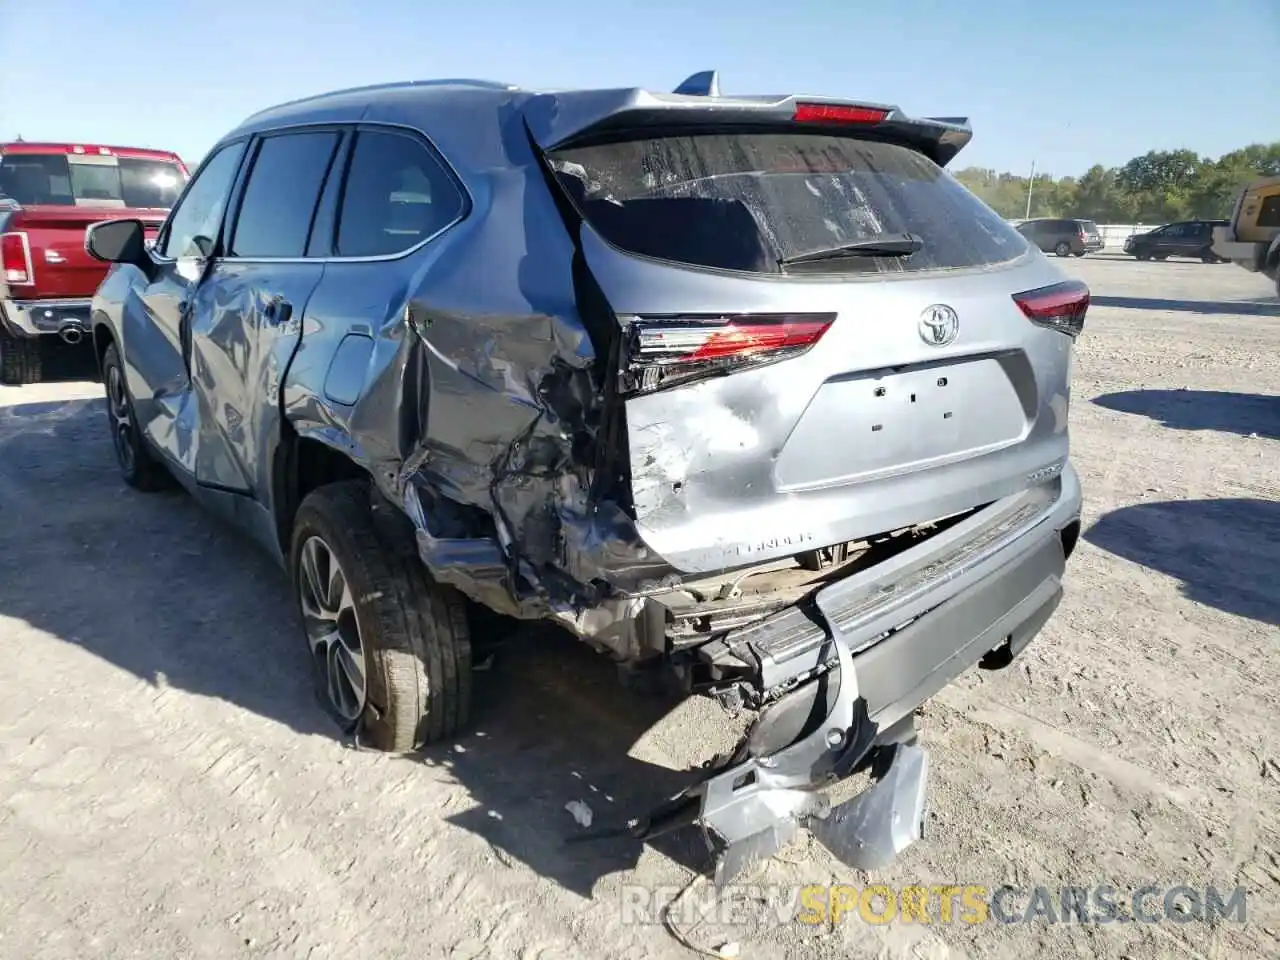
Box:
[1259,195,1280,228]
[160,142,245,259]
[1079,220,1099,235]
[549,132,1028,275]
[0,153,185,208]
[334,129,466,258]
[230,131,339,258]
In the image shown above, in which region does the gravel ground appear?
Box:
[0,255,1277,960]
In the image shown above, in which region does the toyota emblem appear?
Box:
[919,304,959,346]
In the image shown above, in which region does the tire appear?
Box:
[1072,251,1086,257]
[1135,250,1151,261]
[1154,253,1169,261]
[1198,247,1221,264]
[0,328,42,386]
[290,480,472,752]
[101,342,172,491]
[1054,241,1071,257]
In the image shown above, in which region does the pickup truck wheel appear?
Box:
[102,343,172,491]
[1135,251,1151,261]
[1053,241,1071,257]
[290,480,472,752]
[0,329,41,386]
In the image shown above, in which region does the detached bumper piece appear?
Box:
[632,472,1080,885]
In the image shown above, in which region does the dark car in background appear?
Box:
[1014,217,1105,257]
[1123,219,1230,262]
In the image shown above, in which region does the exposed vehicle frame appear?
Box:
[85,72,1085,884]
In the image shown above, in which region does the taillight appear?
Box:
[622,313,835,395]
[1014,280,1089,338]
[1,232,34,286]
[793,103,888,125]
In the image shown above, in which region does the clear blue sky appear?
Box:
[2,0,1276,177]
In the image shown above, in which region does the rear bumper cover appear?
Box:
[650,463,1082,882]
[0,298,92,338]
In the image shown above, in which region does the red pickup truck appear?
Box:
[0,141,188,384]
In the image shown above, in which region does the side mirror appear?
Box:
[86,219,152,271]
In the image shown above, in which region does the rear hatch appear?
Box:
[527,92,1085,576]
[0,149,181,299]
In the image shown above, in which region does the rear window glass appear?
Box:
[0,153,185,208]
[548,132,1029,275]
[1079,220,1099,234]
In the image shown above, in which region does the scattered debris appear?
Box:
[487,809,503,821]
[473,654,495,672]
[453,744,467,754]
[565,800,593,828]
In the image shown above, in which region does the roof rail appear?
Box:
[241,78,517,123]
[673,70,721,97]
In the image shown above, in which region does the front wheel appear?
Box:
[101,342,172,491]
[290,480,473,752]
[0,328,41,386]
[1054,241,1071,257]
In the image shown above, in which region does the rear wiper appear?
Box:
[778,233,924,266]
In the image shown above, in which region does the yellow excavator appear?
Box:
[1211,175,1280,298]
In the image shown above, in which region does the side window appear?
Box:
[229,131,340,258]
[334,129,465,258]
[159,142,245,259]
[1259,196,1280,229]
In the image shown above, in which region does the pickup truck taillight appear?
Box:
[1,232,34,286]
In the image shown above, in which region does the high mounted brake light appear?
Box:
[793,103,888,125]
[623,313,835,396]
[0,232,34,286]
[1014,280,1089,338]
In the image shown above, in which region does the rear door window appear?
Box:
[228,131,340,259]
[547,131,1029,275]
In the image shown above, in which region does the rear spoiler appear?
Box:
[523,70,973,167]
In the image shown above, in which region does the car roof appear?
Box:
[213,75,974,178]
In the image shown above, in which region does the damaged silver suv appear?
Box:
[86,72,1085,884]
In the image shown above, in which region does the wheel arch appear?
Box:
[272,419,375,560]
[91,313,117,375]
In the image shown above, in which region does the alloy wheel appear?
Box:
[106,364,136,475]
[298,535,367,722]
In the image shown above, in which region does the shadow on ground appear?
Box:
[1089,295,1280,317]
[1093,389,1280,441]
[0,397,715,898]
[1085,498,1280,626]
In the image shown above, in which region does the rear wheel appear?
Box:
[290,480,473,752]
[1134,250,1151,261]
[102,343,171,491]
[0,328,41,386]
[1054,241,1071,257]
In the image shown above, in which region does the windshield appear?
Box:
[548,131,1029,275]
[0,153,186,208]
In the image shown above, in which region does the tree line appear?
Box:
[954,142,1280,225]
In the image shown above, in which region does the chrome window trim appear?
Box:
[147,120,472,268]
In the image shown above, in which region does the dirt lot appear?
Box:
[0,255,1277,960]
